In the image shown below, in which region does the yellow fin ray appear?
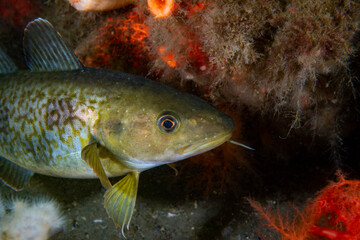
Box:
[81,142,112,189]
[104,172,139,237]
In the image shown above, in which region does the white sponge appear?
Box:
[0,198,64,240]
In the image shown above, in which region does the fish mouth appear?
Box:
[176,131,232,157]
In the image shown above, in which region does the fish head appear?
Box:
[97,83,235,170]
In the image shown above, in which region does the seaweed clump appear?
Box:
[0,0,40,28]
[146,0,360,148]
[82,7,150,73]
[249,172,360,240]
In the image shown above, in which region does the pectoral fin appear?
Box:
[104,172,139,237]
[81,142,112,189]
[0,156,33,191]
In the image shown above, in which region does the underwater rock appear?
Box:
[0,198,64,240]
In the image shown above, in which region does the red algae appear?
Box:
[148,0,175,18]
[146,1,213,77]
[0,0,39,27]
[85,7,149,69]
[158,46,178,68]
[250,171,360,240]
[83,2,213,79]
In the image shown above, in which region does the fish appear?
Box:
[0,18,235,236]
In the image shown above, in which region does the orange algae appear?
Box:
[86,8,149,69]
[310,226,354,240]
[85,2,212,77]
[158,46,178,68]
[148,0,175,18]
[250,172,360,240]
[187,2,209,16]
[155,30,210,73]
[0,0,39,26]
[148,1,213,76]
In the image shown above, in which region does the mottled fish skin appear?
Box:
[0,69,132,178]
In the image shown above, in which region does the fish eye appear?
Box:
[157,114,179,133]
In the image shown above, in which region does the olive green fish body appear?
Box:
[0,18,235,236]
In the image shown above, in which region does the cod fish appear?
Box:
[0,18,234,235]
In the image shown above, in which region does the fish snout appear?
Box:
[223,112,235,134]
[214,111,235,136]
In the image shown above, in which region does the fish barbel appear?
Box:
[0,18,234,236]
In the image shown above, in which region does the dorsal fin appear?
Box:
[23,18,83,72]
[0,48,18,74]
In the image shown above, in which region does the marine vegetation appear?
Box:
[250,172,360,240]
[0,0,39,27]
